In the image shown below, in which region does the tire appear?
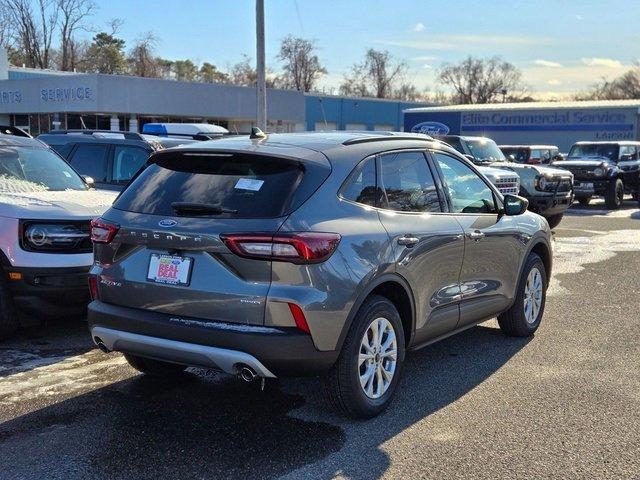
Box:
[577,196,591,206]
[498,253,547,337]
[124,353,187,377]
[0,276,19,340]
[604,178,624,209]
[324,295,405,419]
[544,213,563,229]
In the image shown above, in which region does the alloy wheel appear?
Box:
[523,267,543,325]
[359,317,397,399]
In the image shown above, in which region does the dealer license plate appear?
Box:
[147,254,193,286]
[574,181,594,191]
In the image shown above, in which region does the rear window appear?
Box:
[114,152,310,218]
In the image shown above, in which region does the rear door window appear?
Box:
[114,152,309,218]
[378,151,442,213]
[67,144,109,182]
[112,145,149,183]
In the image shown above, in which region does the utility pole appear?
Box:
[256,0,267,131]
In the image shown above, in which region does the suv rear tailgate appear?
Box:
[94,147,330,326]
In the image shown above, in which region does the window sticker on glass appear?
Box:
[235,178,264,191]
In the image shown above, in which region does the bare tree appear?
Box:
[277,35,326,92]
[340,49,408,99]
[57,0,95,71]
[3,0,58,68]
[438,56,526,104]
[576,63,640,100]
[0,2,14,50]
[127,32,159,77]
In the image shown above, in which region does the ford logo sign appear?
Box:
[411,121,450,135]
[158,219,178,228]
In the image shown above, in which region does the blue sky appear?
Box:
[89,0,640,98]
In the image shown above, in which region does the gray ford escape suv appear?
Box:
[88,131,552,418]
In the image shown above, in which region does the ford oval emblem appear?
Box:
[158,219,178,228]
[411,121,450,135]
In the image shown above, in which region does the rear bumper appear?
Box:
[528,192,573,216]
[3,265,90,317]
[87,300,339,377]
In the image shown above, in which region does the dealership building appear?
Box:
[404,100,640,151]
[0,49,427,135]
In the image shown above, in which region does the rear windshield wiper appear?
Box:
[171,202,238,216]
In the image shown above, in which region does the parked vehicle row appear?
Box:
[438,135,574,228]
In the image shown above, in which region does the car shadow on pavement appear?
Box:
[283,323,532,479]
[0,324,529,480]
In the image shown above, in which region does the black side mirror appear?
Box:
[503,194,528,215]
[507,154,516,162]
[83,176,95,187]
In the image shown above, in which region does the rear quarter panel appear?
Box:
[269,152,394,352]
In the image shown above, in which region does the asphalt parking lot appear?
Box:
[0,200,638,480]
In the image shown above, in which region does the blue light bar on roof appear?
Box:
[142,124,168,135]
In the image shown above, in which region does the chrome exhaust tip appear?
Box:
[94,336,110,353]
[237,364,258,382]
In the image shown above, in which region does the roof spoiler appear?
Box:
[47,129,146,141]
[0,125,32,138]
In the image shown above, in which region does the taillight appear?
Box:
[90,218,119,244]
[88,275,99,300]
[220,232,341,264]
[288,303,311,334]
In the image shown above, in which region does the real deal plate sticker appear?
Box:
[147,255,192,285]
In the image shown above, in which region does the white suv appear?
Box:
[0,126,116,338]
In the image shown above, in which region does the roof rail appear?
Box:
[342,134,433,146]
[0,125,32,138]
[143,132,222,141]
[47,129,146,141]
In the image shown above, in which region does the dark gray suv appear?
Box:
[88,131,552,418]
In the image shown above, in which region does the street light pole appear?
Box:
[256,0,267,131]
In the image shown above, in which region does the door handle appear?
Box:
[467,230,485,241]
[397,235,419,247]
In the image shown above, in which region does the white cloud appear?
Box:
[413,22,425,32]
[582,57,623,68]
[534,59,563,68]
[575,14,583,20]
[547,79,562,85]
[422,64,433,69]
